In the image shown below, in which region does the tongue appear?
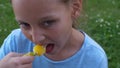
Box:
[46,44,54,53]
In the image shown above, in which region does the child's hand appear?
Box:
[0,52,34,68]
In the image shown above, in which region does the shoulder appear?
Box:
[0,29,23,59]
[83,32,106,56]
[9,29,34,51]
[80,32,108,67]
[4,29,24,40]
[10,28,25,38]
[1,29,34,53]
[7,29,31,43]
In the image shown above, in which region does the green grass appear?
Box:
[80,0,120,68]
[0,0,19,44]
[0,0,120,68]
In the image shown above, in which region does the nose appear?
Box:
[31,29,46,44]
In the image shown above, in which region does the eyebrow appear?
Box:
[16,19,28,24]
[38,15,58,22]
[15,15,58,24]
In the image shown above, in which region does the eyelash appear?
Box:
[19,22,30,30]
[18,19,56,29]
[42,20,56,27]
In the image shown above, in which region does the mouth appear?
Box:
[46,43,55,53]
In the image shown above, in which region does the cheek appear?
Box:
[21,29,33,41]
[56,19,72,37]
[49,24,72,43]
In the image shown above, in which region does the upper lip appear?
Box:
[39,43,47,47]
[45,43,55,47]
[35,40,55,47]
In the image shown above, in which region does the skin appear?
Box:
[0,0,83,68]
[0,52,34,68]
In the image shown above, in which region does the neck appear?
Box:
[67,29,84,55]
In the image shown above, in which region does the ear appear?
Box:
[71,0,82,19]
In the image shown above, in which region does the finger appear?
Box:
[6,52,23,57]
[18,56,34,64]
[20,63,32,68]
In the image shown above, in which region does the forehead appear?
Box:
[12,0,61,8]
[12,0,68,21]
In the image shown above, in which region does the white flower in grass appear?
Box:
[112,1,115,5]
[110,34,113,37]
[0,29,2,32]
[118,32,120,35]
[97,14,101,17]
[99,18,104,23]
[4,29,7,31]
[96,18,104,23]
[116,25,119,29]
[105,21,111,26]
[100,24,103,27]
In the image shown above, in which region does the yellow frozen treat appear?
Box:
[24,44,46,56]
[33,44,46,56]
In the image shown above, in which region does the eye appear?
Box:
[42,20,56,27]
[18,22,30,30]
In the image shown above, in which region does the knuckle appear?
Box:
[11,58,21,66]
[8,52,15,55]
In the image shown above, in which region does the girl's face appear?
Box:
[12,0,79,55]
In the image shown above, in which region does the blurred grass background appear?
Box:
[0,0,120,68]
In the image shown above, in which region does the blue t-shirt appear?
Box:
[0,29,108,68]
